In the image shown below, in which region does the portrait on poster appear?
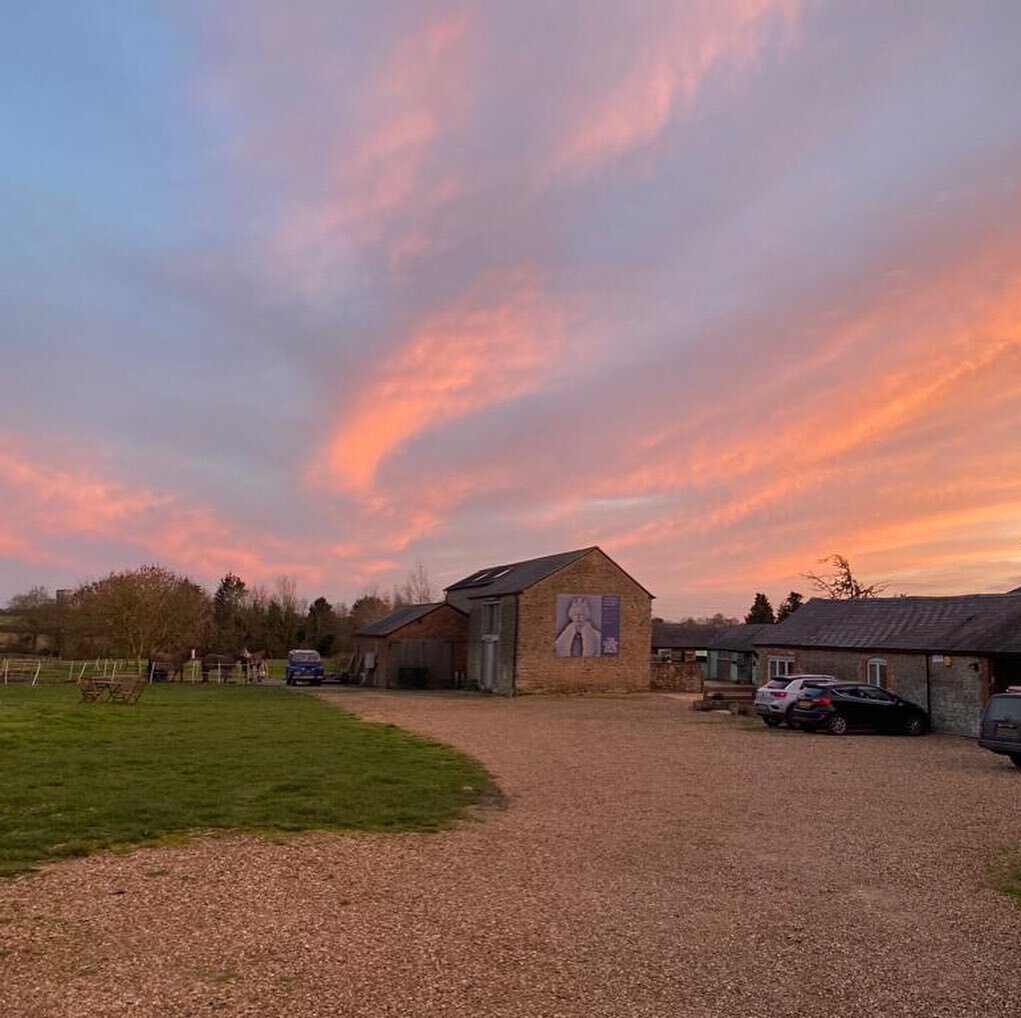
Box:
[554,594,621,657]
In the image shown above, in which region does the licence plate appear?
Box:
[796,699,813,709]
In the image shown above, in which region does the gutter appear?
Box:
[925,652,932,721]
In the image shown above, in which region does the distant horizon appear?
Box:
[3,2,1020,622]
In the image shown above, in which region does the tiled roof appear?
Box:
[355,602,459,637]
[755,595,1021,654]
[446,547,653,599]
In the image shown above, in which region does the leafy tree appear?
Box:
[745,592,776,624]
[68,564,210,668]
[5,586,60,653]
[212,573,247,651]
[804,555,889,599]
[776,591,804,622]
[306,596,338,656]
[349,591,391,632]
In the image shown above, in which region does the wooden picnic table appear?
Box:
[80,674,146,704]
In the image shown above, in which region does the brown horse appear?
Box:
[147,650,192,682]
[200,653,237,683]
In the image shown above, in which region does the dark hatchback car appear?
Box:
[977,691,1021,769]
[790,682,928,736]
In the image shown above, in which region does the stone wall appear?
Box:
[756,645,989,736]
[650,660,703,692]
[514,549,652,693]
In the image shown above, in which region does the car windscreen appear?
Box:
[987,697,1021,722]
[290,651,320,662]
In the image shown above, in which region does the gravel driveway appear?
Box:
[2,690,1020,1017]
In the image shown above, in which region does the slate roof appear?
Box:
[708,624,774,654]
[355,602,462,638]
[755,595,1021,654]
[446,547,654,600]
[651,622,720,650]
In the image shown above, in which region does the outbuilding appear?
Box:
[444,546,653,694]
[352,602,468,689]
[754,594,1021,735]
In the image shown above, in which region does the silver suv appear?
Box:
[754,674,839,728]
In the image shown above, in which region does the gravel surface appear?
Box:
[2,690,1020,1017]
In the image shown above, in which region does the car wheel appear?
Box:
[1010,754,1021,770]
[904,716,926,737]
[826,713,849,735]
[762,717,781,728]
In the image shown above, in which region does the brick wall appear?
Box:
[514,549,652,693]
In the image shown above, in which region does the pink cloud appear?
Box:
[552,1,803,173]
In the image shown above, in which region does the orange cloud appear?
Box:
[319,269,571,493]
[0,440,335,590]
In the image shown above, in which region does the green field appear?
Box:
[0,684,493,876]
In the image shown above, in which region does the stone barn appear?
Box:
[754,593,1021,735]
[445,546,653,694]
[353,602,468,689]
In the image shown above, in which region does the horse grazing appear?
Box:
[147,650,192,683]
[200,653,237,683]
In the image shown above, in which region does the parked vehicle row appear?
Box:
[755,674,927,736]
[755,677,1021,767]
[753,674,839,727]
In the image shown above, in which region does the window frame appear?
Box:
[768,656,794,679]
[867,657,887,687]
[481,599,500,637]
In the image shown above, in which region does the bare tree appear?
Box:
[392,561,435,607]
[270,575,307,650]
[803,555,889,599]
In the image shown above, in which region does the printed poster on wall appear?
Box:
[554,594,621,657]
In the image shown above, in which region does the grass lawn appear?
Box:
[0,684,494,876]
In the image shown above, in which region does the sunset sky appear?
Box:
[3,1,1021,619]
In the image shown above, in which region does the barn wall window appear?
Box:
[768,656,794,678]
[481,600,500,636]
[867,657,887,686]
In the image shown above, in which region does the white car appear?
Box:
[754,674,839,727]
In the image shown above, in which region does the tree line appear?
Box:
[3,562,436,665]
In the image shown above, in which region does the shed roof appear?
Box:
[446,546,653,599]
[755,594,1021,654]
[708,623,774,653]
[354,602,463,638]
[651,621,720,650]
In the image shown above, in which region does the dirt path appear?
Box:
[2,691,1019,1017]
